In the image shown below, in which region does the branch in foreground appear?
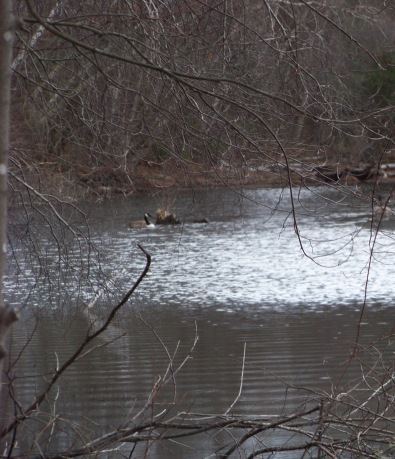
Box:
[0,244,151,440]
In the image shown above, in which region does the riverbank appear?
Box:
[73,158,395,196]
[16,154,395,201]
[46,157,295,198]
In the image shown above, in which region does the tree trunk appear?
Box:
[0,0,19,383]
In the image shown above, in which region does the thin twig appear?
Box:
[225,342,246,415]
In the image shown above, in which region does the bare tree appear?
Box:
[7,0,395,258]
[11,0,395,192]
[2,0,395,457]
[0,0,19,393]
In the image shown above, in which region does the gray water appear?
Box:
[5,186,395,458]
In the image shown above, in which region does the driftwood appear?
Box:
[348,166,377,181]
[314,166,345,183]
[314,165,379,183]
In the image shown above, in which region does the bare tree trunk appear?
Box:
[0,0,19,381]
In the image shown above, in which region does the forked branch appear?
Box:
[0,244,151,440]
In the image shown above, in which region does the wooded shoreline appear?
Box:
[39,156,395,197]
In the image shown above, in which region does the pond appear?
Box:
[5,185,395,458]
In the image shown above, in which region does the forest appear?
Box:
[9,0,395,194]
[0,1,395,458]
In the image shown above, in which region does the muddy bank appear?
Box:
[75,158,395,195]
[72,158,290,195]
[19,155,395,200]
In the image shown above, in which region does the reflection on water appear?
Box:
[6,186,395,458]
[87,186,395,308]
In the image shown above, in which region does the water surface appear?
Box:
[6,186,395,458]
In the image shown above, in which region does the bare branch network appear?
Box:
[1,244,394,458]
[2,1,395,458]
[10,0,395,196]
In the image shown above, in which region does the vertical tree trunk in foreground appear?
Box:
[0,0,18,377]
